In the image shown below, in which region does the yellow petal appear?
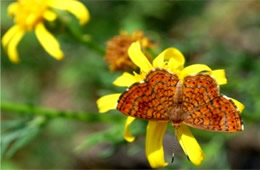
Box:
[35,23,64,60]
[48,0,90,25]
[152,50,165,68]
[7,2,18,16]
[181,64,212,80]
[7,28,25,63]
[133,71,146,82]
[146,121,168,168]
[25,14,38,30]
[153,48,185,70]
[43,10,57,21]
[175,124,205,166]
[124,116,136,142]
[96,93,121,113]
[2,25,20,48]
[113,72,137,87]
[128,41,153,73]
[210,69,227,85]
[230,98,245,113]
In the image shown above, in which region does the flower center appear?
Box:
[14,0,48,30]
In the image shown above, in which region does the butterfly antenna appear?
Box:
[186,155,190,162]
[174,124,191,163]
[171,152,175,163]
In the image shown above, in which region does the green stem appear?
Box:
[1,102,121,123]
[65,20,105,56]
[80,36,105,56]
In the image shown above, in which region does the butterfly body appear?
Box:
[169,81,184,128]
[117,68,243,132]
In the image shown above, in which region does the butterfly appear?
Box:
[116,68,243,132]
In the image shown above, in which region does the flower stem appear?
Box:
[1,102,121,123]
[64,20,105,56]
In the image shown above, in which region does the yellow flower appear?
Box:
[97,41,245,168]
[104,30,154,72]
[2,0,90,63]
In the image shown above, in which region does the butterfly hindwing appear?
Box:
[183,95,243,132]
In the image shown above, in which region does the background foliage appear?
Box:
[1,0,260,169]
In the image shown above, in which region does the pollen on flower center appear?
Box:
[14,0,48,30]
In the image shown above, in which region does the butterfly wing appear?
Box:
[117,69,179,120]
[184,96,243,132]
[182,74,219,112]
[146,69,179,110]
[182,74,243,132]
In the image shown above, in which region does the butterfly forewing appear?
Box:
[146,69,179,109]
[182,74,219,112]
[117,69,179,120]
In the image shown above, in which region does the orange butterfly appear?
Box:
[117,69,243,132]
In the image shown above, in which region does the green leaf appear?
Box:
[1,129,26,157]
[1,117,47,158]
[75,125,124,152]
[1,118,30,132]
[5,126,41,158]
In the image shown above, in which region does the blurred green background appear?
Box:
[1,0,260,169]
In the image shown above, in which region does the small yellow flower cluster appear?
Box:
[2,0,90,63]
